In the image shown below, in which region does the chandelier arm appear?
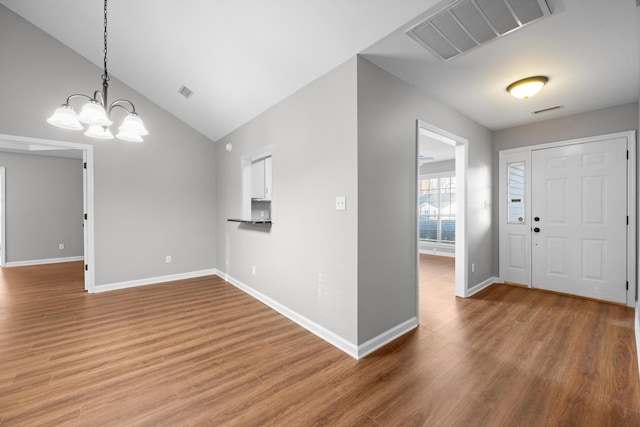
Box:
[92,90,106,105]
[63,93,94,106]
[108,99,137,116]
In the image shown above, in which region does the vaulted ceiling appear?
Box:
[2,0,639,143]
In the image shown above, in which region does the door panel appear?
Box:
[546,179,567,223]
[507,234,526,269]
[499,151,531,285]
[531,138,627,304]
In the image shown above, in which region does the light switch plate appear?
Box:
[335,196,346,211]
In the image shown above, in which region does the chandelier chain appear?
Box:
[102,0,110,84]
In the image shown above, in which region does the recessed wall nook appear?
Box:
[228,146,273,225]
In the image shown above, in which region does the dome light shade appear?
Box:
[118,113,148,136]
[78,101,112,126]
[507,76,548,99]
[85,125,114,140]
[116,130,144,142]
[47,105,83,130]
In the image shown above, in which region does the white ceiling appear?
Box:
[0,0,440,142]
[363,0,640,130]
[419,132,455,164]
[1,0,639,146]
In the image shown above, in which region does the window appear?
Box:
[507,161,525,223]
[419,174,455,243]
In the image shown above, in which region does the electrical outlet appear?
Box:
[252,265,256,275]
[59,243,64,250]
[165,255,172,264]
[335,196,346,211]
[471,263,475,273]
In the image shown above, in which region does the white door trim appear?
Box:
[498,131,636,307]
[416,120,468,303]
[0,167,5,268]
[0,133,95,292]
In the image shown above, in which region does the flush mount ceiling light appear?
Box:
[507,76,549,99]
[47,0,147,142]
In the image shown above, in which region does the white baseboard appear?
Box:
[418,249,455,258]
[636,307,640,382]
[467,276,498,297]
[220,271,359,358]
[94,268,218,293]
[219,271,419,360]
[5,256,84,267]
[357,317,419,359]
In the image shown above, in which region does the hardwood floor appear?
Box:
[0,257,639,426]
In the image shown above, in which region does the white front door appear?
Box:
[530,137,628,304]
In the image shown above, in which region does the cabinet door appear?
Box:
[251,159,265,199]
[264,156,272,200]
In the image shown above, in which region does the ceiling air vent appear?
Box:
[178,85,194,99]
[407,0,552,61]
[533,105,563,114]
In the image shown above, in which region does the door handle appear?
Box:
[533,227,541,232]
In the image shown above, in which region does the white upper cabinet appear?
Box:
[251,156,272,200]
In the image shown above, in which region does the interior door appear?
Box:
[531,137,628,304]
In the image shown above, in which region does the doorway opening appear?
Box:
[416,120,468,318]
[0,133,95,292]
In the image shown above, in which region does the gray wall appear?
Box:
[0,6,216,286]
[356,56,494,343]
[215,55,494,347]
[216,57,359,344]
[492,102,640,274]
[0,152,83,263]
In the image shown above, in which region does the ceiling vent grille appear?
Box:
[533,105,563,114]
[407,0,552,61]
[178,85,194,99]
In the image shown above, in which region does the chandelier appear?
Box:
[47,0,147,142]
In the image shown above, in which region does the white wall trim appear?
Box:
[635,307,640,381]
[357,317,419,359]
[5,256,84,267]
[416,120,468,300]
[467,276,498,297]
[219,271,359,359]
[419,248,455,258]
[94,268,218,293]
[219,271,418,360]
[0,133,95,292]
[0,167,5,268]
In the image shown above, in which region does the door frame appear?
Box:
[416,120,468,303]
[0,167,5,268]
[0,133,95,292]
[498,131,636,307]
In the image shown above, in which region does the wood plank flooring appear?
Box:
[0,255,639,426]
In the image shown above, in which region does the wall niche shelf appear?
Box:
[227,218,272,225]
[239,146,274,224]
